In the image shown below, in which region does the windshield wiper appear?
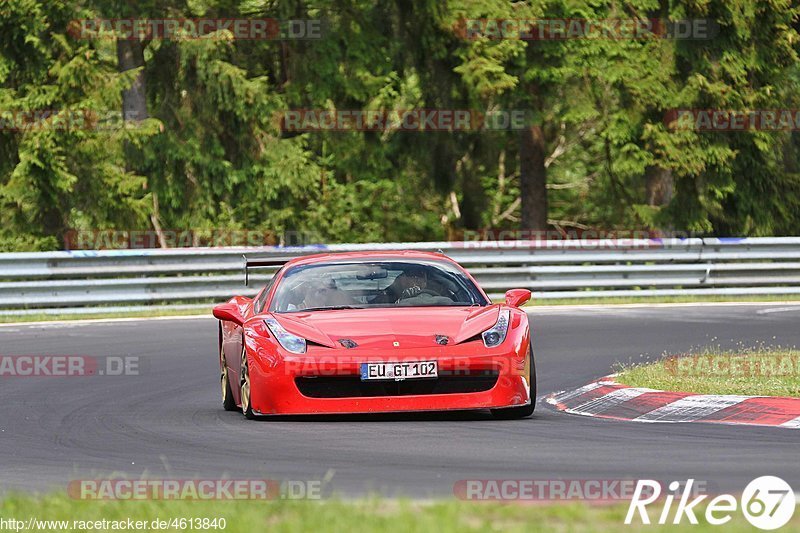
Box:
[300,305,366,312]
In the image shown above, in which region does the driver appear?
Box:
[372,266,430,304]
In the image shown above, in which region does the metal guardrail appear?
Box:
[2,237,800,314]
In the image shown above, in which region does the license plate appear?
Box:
[360,361,438,381]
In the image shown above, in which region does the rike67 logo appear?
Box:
[626,476,795,530]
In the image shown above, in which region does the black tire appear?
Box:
[239,344,256,419]
[220,345,237,412]
[491,343,537,420]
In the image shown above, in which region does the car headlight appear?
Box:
[482,309,510,348]
[264,317,307,354]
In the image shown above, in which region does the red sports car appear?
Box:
[213,251,535,419]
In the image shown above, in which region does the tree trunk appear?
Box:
[116,40,147,121]
[117,39,161,246]
[644,165,674,206]
[519,125,548,231]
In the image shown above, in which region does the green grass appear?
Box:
[616,347,800,397]
[2,492,798,532]
[0,307,211,324]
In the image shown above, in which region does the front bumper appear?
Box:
[246,341,531,415]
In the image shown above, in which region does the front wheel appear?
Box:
[220,346,237,412]
[491,343,537,420]
[239,345,256,419]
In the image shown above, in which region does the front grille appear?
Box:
[295,371,499,398]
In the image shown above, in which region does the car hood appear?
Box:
[268,306,500,349]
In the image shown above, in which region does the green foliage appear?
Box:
[1,0,799,251]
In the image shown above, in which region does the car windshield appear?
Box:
[269,260,488,312]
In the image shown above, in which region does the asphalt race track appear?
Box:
[1,303,799,497]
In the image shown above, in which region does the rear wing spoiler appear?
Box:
[243,255,295,285]
[243,248,450,285]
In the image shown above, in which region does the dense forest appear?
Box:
[1,0,799,251]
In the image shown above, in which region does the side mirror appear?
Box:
[213,302,244,325]
[505,289,531,308]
